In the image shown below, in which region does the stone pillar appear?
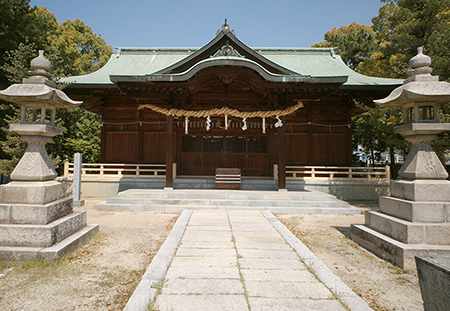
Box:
[73,153,85,207]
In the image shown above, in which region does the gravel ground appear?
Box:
[0,200,424,311]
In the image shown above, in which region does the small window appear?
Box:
[419,106,434,120]
[203,136,223,153]
[182,136,202,153]
[407,107,414,122]
[248,136,268,154]
[226,136,246,153]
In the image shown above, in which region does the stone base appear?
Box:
[366,211,450,245]
[351,224,450,270]
[379,196,450,223]
[0,196,73,225]
[0,180,66,204]
[0,211,87,247]
[0,224,99,262]
[390,179,450,202]
[73,200,85,207]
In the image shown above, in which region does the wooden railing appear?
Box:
[63,162,166,178]
[63,162,390,182]
[283,165,390,181]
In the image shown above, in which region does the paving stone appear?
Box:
[239,258,306,270]
[233,235,286,244]
[165,267,240,279]
[176,247,236,257]
[230,225,276,232]
[241,269,317,282]
[185,225,230,231]
[181,231,232,242]
[234,241,292,251]
[180,241,234,249]
[170,256,237,268]
[161,278,244,295]
[237,249,299,259]
[155,294,249,311]
[248,297,345,311]
[245,281,333,299]
[233,231,283,239]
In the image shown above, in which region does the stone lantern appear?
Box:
[351,48,450,270]
[0,51,98,262]
[374,47,450,181]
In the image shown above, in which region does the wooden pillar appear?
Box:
[165,115,174,188]
[100,105,106,163]
[307,103,313,165]
[138,109,144,163]
[278,116,286,190]
[346,102,353,166]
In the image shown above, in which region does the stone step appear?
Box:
[96,189,359,214]
[173,177,278,191]
[116,189,338,201]
[95,203,361,214]
[106,197,346,207]
[366,211,450,245]
[0,224,99,262]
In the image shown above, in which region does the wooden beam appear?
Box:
[278,116,286,190]
[165,115,174,188]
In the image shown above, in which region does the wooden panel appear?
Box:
[246,155,269,176]
[224,154,246,169]
[143,132,166,163]
[104,132,139,163]
[180,153,203,175]
[311,134,330,165]
[202,153,223,175]
[330,134,348,165]
[287,134,308,165]
[311,134,348,165]
[105,106,139,122]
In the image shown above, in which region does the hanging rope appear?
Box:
[138,101,304,119]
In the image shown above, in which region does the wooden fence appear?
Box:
[63,162,166,178]
[63,162,390,182]
[284,165,390,181]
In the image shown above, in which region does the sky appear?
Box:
[30,0,384,51]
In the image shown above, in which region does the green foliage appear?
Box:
[0,103,25,175]
[312,21,379,71]
[0,3,111,175]
[370,0,450,80]
[352,102,408,166]
[315,0,450,166]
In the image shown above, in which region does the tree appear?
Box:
[312,21,379,72]
[0,4,112,175]
[352,102,406,159]
[314,0,450,167]
[371,0,450,80]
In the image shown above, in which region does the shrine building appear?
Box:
[64,23,402,190]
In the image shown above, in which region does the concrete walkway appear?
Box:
[125,210,372,311]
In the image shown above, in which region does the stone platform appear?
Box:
[0,181,99,263]
[94,188,361,214]
[351,179,450,270]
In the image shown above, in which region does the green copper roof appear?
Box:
[64,47,402,88]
